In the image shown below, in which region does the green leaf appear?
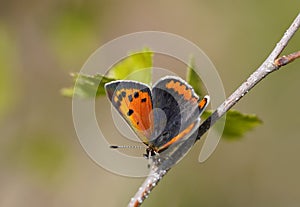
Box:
[186,57,205,98]
[62,48,153,98]
[107,48,153,84]
[202,110,262,140]
[61,73,116,98]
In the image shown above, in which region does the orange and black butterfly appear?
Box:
[105,76,209,157]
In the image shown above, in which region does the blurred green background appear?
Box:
[1,1,300,206]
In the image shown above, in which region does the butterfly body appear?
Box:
[105,76,209,157]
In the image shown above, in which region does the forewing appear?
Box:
[105,80,153,144]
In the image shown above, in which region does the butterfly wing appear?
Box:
[150,76,209,152]
[155,118,201,168]
[105,80,153,144]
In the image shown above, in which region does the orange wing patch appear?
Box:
[198,96,208,109]
[154,121,196,152]
[112,88,153,142]
[165,80,198,102]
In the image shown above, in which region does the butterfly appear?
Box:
[105,76,209,158]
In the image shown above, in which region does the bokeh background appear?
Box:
[1,1,300,206]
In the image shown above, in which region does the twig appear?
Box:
[128,12,300,207]
[274,51,300,67]
[197,13,300,139]
[128,168,168,207]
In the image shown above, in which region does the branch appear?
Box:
[197,13,300,139]
[274,50,300,67]
[128,12,300,207]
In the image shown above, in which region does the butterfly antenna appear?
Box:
[109,145,145,149]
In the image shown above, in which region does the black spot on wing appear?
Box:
[127,109,134,116]
[128,95,133,102]
[121,91,126,97]
[117,94,123,101]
